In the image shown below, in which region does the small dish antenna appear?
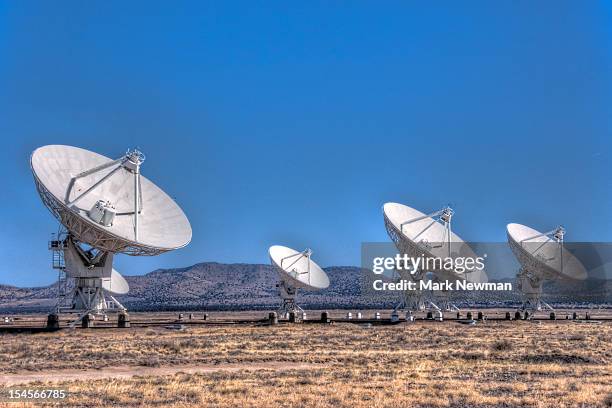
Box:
[507,223,587,311]
[32,145,192,325]
[383,202,487,312]
[102,269,130,295]
[269,245,330,317]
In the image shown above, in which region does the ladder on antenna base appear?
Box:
[49,232,72,313]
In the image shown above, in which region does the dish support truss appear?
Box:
[510,226,565,312]
[385,206,460,312]
[276,249,312,317]
[33,149,166,256]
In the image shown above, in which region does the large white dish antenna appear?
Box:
[31,145,192,256]
[269,245,330,290]
[383,202,486,283]
[507,223,587,281]
[102,269,130,295]
[32,145,192,325]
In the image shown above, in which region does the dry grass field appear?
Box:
[0,316,610,407]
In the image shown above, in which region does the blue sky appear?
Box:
[0,1,610,286]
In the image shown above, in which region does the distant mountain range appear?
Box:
[0,262,610,313]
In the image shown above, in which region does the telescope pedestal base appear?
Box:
[277,281,304,319]
[278,298,304,319]
[517,268,552,312]
[51,234,128,328]
[393,285,459,313]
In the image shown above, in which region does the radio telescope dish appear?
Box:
[507,223,587,311]
[383,202,486,312]
[31,145,191,254]
[269,245,329,317]
[32,145,192,326]
[102,269,130,295]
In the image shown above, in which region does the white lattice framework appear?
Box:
[33,175,165,256]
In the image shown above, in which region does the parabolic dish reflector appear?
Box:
[269,245,330,290]
[507,223,587,280]
[31,145,192,255]
[102,269,130,295]
[383,202,487,283]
